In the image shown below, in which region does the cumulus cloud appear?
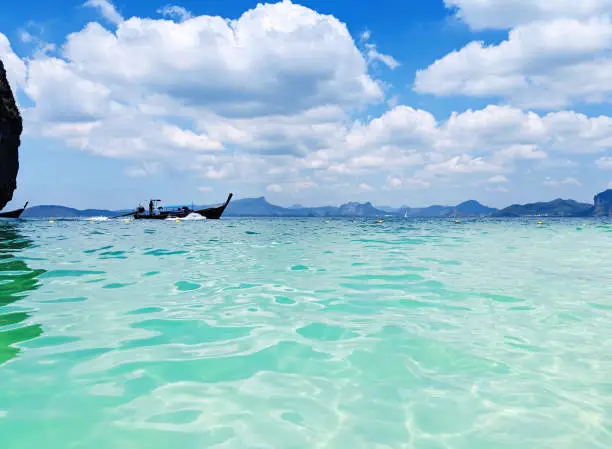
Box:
[418,1,612,109]
[444,0,612,30]
[416,17,612,108]
[0,34,27,90]
[4,0,385,177]
[84,0,124,25]
[343,105,612,182]
[0,0,608,201]
[61,1,382,120]
[493,144,547,162]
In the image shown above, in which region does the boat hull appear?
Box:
[0,208,24,219]
[133,212,186,220]
[132,193,233,220]
[195,193,233,219]
[0,202,27,219]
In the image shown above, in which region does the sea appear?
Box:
[0,217,611,449]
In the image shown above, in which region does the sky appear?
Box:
[2,0,612,210]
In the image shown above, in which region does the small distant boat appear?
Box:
[128,194,233,220]
[0,201,28,219]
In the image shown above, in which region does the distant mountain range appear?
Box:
[16,189,612,218]
[20,197,496,218]
[20,205,122,218]
[492,199,594,217]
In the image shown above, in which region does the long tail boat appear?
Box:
[130,194,233,220]
[196,193,233,219]
[0,201,28,219]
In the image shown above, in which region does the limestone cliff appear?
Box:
[594,189,612,217]
[0,59,22,211]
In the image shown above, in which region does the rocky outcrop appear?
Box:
[594,189,612,217]
[493,198,594,217]
[0,59,22,211]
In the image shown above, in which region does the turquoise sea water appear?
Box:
[1,217,612,448]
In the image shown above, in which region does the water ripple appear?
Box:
[0,218,612,448]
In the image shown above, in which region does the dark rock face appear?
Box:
[0,59,22,211]
[594,189,612,217]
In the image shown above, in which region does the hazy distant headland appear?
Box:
[18,189,612,219]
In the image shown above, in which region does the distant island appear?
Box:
[18,189,612,218]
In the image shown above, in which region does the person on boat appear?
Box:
[149,200,154,216]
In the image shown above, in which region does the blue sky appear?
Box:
[2,0,612,210]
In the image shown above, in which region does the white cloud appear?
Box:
[387,177,403,189]
[198,186,213,192]
[539,158,578,168]
[358,183,374,192]
[266,184,283,193]
[423,155,504,176]
[5,1,384,178]
[493,144,547,162]
[19,31,34,43]
[542,177,582,187]
[365,44,400,70]
[358,28,399,70]
[161,125,222,152]
[2,0,612,202]
[200,106,348,156]
[339,105,612,187]
[486,175,508,184]
[403,178,431,189]
[61,2,382,120]
[487,186,509,193]
[438,106,612,156]
[444,0,612,30]
[415,17,612,108]
[346,106,437,150]
[202,164,236,180]
[125,162,161,178]
[0,34,27,90]
[25,57,114,122]
[84,0,124,25]
[157,5,192,22]
[386,95,399,108]
[18,25,56,58]
[596,157,612,169]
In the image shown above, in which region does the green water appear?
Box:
[0,218,611,448]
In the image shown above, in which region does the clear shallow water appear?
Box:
[1,217,612,448]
